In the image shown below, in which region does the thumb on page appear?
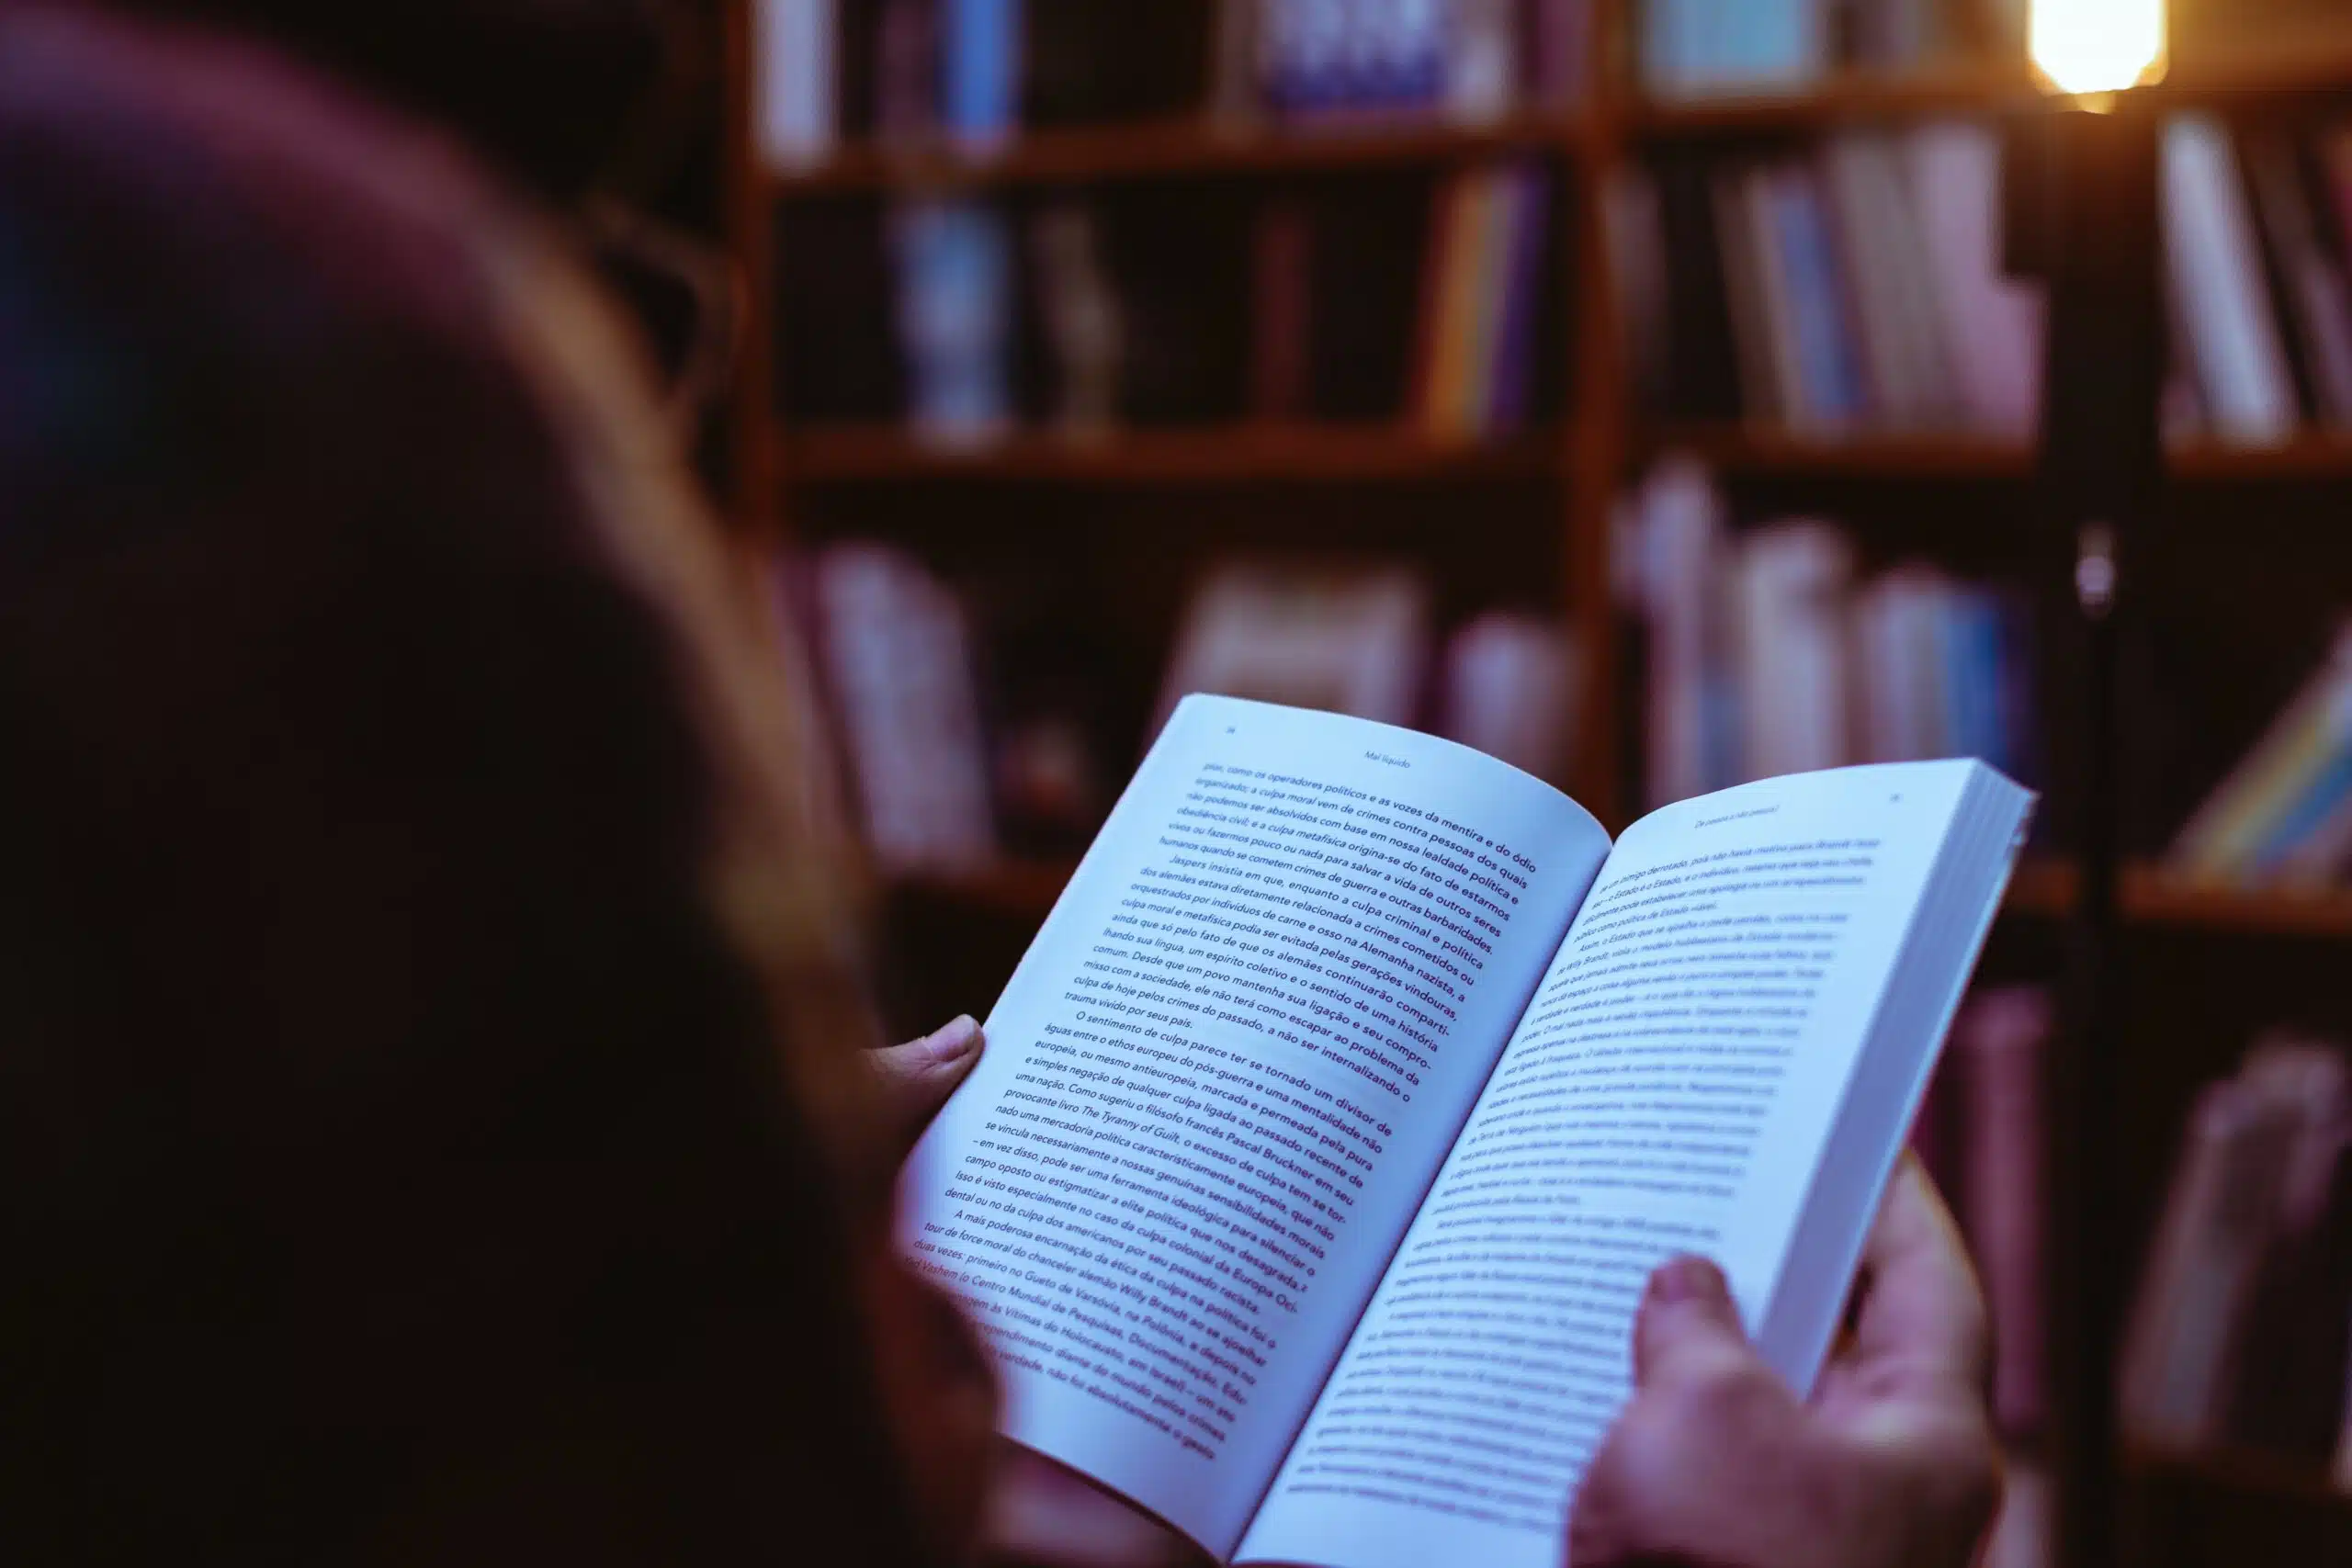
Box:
[873,1016,984,1150]
[1633,1256,1754,1387]
[1570,1258,1814,1568]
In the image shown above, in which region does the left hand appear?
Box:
[870,1014,984,1154]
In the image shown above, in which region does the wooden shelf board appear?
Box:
[2005,858,2079,919]
[1644,424,2037,478]
[2010,861,2352,938]
[2122,866,2352,939]
[887,860,1076,918]
[2170,433,2352,479]
[779,424,1563,484]
[1625,63,2038,135]
[1642,427,2352,480]
[2125,1441,2352,1514]
[769,114,1586,197]
[2161,32,2352,104]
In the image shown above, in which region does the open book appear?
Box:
[901,695,2033,1568]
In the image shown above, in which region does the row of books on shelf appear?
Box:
[2164,115,2352,445]
[1639,0,2024,96]
[782,163,1560,440]
[1619,457,2039,806]
[2170,625,2352,888]
[1614,111,2352,446]
[1924,998,2352,1518]
[1612,119,2042,434]
[2124,1034,2352,1483]
[1245,0,1589,124]
[759,0,1592,165]
[794,544,1577,873]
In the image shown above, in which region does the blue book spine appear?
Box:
[1773,174,1867,423]
[1489,164,1552,430]
[1992,590,2040,784]
[2249,743,2352,874]
[945,0,1022,144]
[1947,591,2007,770]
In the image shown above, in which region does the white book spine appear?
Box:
[759,0,839,167]
[2164,116,2299,446]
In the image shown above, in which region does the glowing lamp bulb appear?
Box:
[2030,0,2168,97]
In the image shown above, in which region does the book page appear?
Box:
[1240,762,1996,1568]
[900,696,1612,1560]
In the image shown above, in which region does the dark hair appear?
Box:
[89,0,677,201]
[0,10,924,1562]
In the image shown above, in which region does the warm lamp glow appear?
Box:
[2030,0,2167,96]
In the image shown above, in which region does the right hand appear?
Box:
[1567,1158,2000,1568]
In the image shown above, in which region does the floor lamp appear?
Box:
[2006,5,2168,1567]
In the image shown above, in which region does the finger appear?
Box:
[1578,1262,1813,1568]
[872,1016,984,1140]
[1634,1256,1758,1391]
[1845,1158,1989,1395]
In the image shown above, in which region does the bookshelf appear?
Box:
[728,4,2352,1564]
[1641,426,2352,480]
[781,423,1565,481]
[768,113,1594,195]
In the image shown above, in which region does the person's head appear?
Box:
[0,7,990,1561]
[88,0,683,205]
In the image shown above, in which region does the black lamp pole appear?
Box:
[2006,92,2166,1568]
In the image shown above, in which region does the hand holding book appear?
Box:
[1569,1160,1998,1568]
[900,695,2030,1568]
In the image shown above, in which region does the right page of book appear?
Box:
[1238,760,2030,1568]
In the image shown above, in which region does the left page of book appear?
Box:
[899,695,1614,1560]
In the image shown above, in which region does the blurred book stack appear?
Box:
[1914,984,2053,1565]
[1637,0,2022,97]
[2168,626,2352,889]
[2122,1039,2352,1474]
[759,0,1589,164]
[798,547,1580,875]
[2163,114,2352,447]
[782,175,1556,445]
[1620,457,2038,808]
[1414,160,1555,438]
[803,544,998,874]
[1611,120,2043,434]
[1238,0,1590,125]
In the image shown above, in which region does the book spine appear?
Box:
[1905,121,2044,434]
[1208,0,1264,124]
[2172,629,2352,877]
[1462,166,1520,434]
[1821,137,1913,427]
[1712,164,1784,423]
[1741,166,1812,426]
[1250,198,1315,421]
[944,0,1023,146]
[1958,987,2052,1436]
[1529,0,1590,106]
[2245,743,2352,878]
[1411,170,1469,430]
[876,0,942,141]
[1445,0,1520,123]
[759,0,840,167]
[1771,164,1869,429]
[1489,164,1552,431]
[894,198,1018,445]
[2164,115,2299,445]
[1605,165,1672,416]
